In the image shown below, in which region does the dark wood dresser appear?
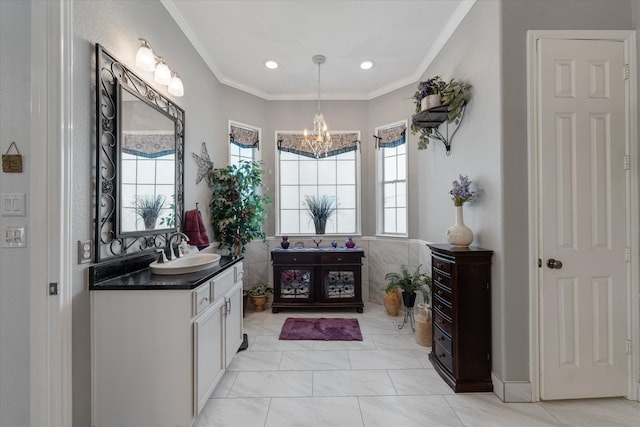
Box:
[271,248,364,313]
[428,244,493,392]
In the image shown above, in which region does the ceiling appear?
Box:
[161,0,475,101]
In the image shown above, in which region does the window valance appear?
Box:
[375,123,406,149]
[230,124,259,148]
[122,132,175,158]
[276,132,359,159]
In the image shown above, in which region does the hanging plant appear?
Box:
[410,77,472,150]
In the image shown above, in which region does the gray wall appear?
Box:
[2,1,638,425]
[0,2,31,426]
[500,0,633,381]
[72,1,225,425]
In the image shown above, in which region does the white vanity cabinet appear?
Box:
[91,262,244,427]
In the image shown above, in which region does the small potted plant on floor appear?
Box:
[382,283,402,317]
[247,284,273,312]
[384,265,431,310]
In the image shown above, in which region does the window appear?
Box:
[376,121,407,235]
[229,121,260,167]
[277,131,360,235]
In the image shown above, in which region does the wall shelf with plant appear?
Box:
[410,77,471,154]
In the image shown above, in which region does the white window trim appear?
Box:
[274,129,361,237]
[375,119,408,237]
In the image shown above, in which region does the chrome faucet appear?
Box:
[167,232,190,260]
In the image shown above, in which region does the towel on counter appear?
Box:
[184,209,210,249]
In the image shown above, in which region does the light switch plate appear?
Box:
[2,225,26,248]
[1,193,26,217]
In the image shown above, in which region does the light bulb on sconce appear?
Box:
[135,37,184,97]
[168,72,184,97]
[154,59,171,85]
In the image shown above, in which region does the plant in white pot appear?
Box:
[411,77,472,150]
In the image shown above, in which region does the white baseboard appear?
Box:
[492,373,532,402]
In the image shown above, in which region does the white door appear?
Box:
[537,38,629,400]
[194,298,225,416]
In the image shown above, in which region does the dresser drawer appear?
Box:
[433,270,452,289]
[211,268,235,300]
[433,308,453,336]
[192,283,212,317]
[433,257,452,274]
[433,294,452,320]
[434,341,454,373]
[434,324,453,354]
[319,252,362,265]
[272,252,316,265]
[433,283,453,304]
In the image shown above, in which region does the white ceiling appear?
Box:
[161,0,475,101]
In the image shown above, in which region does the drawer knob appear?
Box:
[293,258,297,262]
[437,336,445,341]
[201,296,209,303]
[437,304,443,310]
[337,257,342,261]
[437,318,443,324]
[437,290,443,295]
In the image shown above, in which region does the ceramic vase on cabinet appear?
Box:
[446,205,473,247]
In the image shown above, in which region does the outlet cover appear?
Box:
[78,240,93,264]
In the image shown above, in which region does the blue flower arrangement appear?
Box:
[450,175,476,206]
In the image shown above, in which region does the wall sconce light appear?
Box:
[135,38,184,97]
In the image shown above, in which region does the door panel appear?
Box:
[538,38,628,400]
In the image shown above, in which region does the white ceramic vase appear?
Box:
[447,205,473,247]
[421,93,441,111]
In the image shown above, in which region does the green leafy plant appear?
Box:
[384,265,432,305]
[133,194,165,230]
[412,75,446,111]
[247,284,273,296]
[410,77,472,150]
[159,194,175,227]
[303,194,336,234]
[209,161,272,254]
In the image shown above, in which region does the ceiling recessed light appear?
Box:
[265,60,278,70]
[360,60,374,70]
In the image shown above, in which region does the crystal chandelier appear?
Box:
[303,55,332,158]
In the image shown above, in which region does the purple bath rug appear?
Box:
[279,317,363,341]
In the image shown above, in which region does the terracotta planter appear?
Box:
[383,289,401,316]
[250,295,268,312]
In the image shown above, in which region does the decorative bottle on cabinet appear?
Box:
[428,243,493,392]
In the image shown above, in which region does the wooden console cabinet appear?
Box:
[428,244,493,392]
[271,248,364,312]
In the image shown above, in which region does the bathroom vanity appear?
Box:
[89,254,244,427]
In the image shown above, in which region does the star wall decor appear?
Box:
[192,142,214,185]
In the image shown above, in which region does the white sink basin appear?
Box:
[149,253,221,275]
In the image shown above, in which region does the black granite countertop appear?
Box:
[89,253,243,291]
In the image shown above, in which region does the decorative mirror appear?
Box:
[95,44,184,261]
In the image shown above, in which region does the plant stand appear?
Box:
[398,306,415,332]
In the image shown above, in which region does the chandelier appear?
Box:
[303,55,332,158]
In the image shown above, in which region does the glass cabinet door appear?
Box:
[275,268,312,302]
[320,268,358,302]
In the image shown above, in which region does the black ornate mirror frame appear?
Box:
[95,43,185,262]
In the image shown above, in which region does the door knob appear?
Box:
[546,258,563,269]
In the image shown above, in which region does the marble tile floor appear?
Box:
[194,303,640,427]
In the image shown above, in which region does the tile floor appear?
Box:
[194,303,640,427]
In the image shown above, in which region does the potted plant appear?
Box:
[410,77,472,150]
[412,75,446,112]
[303,194,336,235]
[133,194,165,230]
[246,284,273,312]
[382,283,402,317]
[384,265,432,309]
[209,161,272,256]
